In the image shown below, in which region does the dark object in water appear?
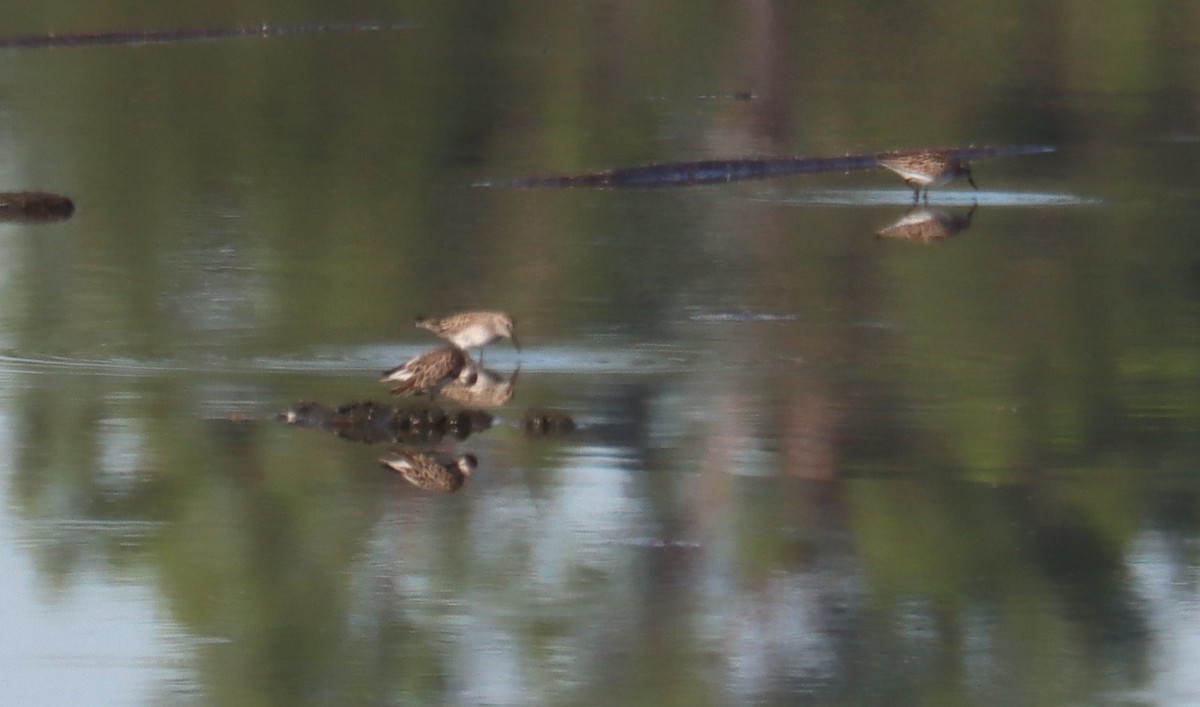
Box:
[478,144,1055,189]
[0,21,407,50]
[0,191,74,222]
[278,400,492,445]
[520,409,576,436]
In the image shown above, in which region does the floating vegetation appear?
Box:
[0,192,74,222]
[478,144,1055,189]
[278,400,492,445]
[0,21,406,50]
[520,409,576,436]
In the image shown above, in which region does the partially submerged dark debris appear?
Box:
[478,144,1055,189]
[520,409,576,436]
[0,22,407,50]
[278,400,492,445]
[0,192,74,222]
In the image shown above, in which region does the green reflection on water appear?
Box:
[4,0,1200,705]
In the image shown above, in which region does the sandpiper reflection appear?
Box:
[436,366,519,408]
[876,205,976,243]
[380,446,477,493]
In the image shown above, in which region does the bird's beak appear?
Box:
[510,333,521,352]
[967,175,978,190]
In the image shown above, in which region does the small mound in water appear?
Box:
[0,192,74,222]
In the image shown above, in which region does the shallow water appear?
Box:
[4,2,1200,705]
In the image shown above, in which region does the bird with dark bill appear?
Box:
[415,311,519,363]
[877,151,977,202]
[381,447,477,493]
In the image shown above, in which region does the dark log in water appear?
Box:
[0,192,74,222]
[478,144,1056,189]
[0,22,406,50]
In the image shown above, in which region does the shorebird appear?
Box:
[415,311,519,363]
[381,447,477,492]
[381,346,475,396]
[877,151,977,202]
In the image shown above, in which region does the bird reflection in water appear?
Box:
[436,366,519,408]
[381,446,478,493]
[876,205,976,243]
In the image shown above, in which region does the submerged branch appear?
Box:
[0,21,407,50]
[479,144,1056,189]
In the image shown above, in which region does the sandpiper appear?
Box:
[381,447,477,493]
[381,346,475,396]
[415,311,519,363]
[877,151,977,202]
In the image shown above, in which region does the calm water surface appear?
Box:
[4,1,1200,705]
